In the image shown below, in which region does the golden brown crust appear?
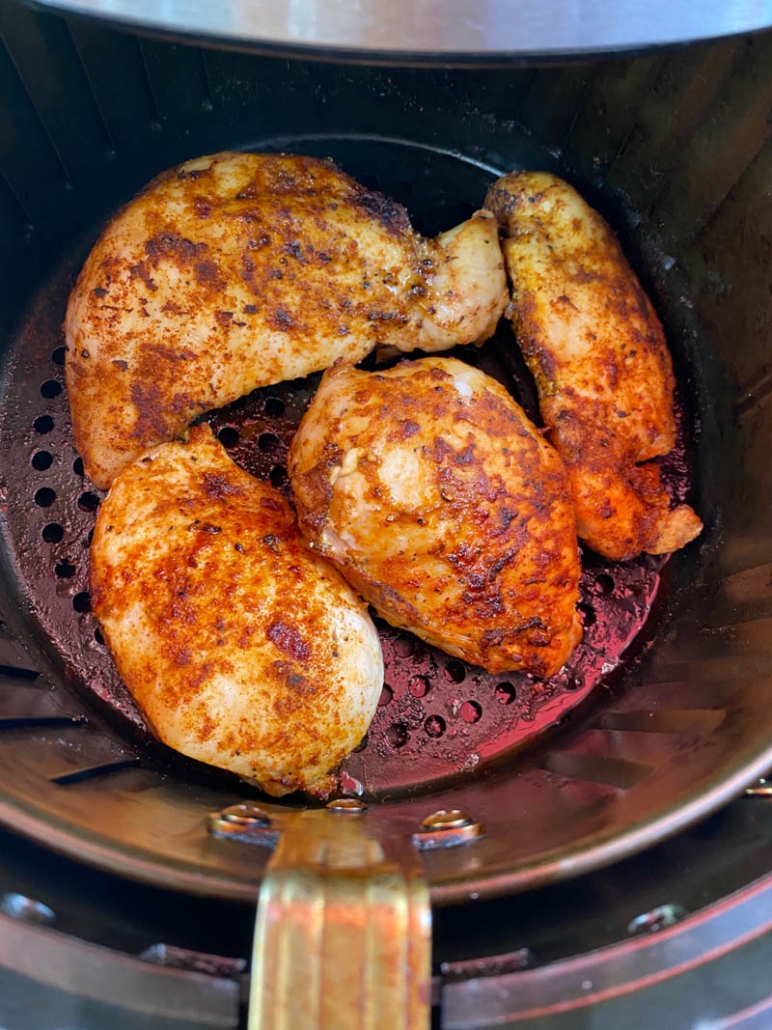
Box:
[486,171,702,561]
[66,151,507,489]
[288,357,582,678]
[90,424,382,797]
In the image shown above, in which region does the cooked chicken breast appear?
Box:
[66,151,507,489]
[288,357,582,678]
[89,424,383,798]
[485,171,703,561]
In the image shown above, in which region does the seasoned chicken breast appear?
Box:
[485,171,703,561]
[66,151,507,489]
[288,358,582,678]
[89,424,383,798]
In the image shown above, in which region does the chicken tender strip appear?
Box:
[485,171,703,562]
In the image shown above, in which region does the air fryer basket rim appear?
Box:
[0,7,767,907]
[25,0,772,63]
[0,682,770,907]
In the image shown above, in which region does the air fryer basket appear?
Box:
[0,2,769,910]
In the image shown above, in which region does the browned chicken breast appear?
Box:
[90,424,383,798]
[485,171,703,561]
[288,357,582,678]
[66,151,507,489]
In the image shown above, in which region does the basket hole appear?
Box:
[31,451,53,471]
[269,465,288,488]
[394,636,415,658]
[264,397,285,417]
[94,628,105,646]
[55,560,76,579]
[409,675,430,698]
[40,380,62,399]
[444,660,466,684]
[352,732,368,754]
[424,714,445,738]
[77,492,100,512]
[579,602,597,628]
[217,426,239,448]
[461,700,482,724]
[495,682,517,705]
[42,522,64,544]
[72,592,91,613]
[52,346,66,367]
[378,684,393,707]
[258,432,280,453]
[385,723,408,748]
[73,457,84,477]
[595,574,615,595]
[34,488,56,508]
[33,415,54,435]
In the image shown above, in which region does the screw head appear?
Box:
[627,903,686,935]
[220,803,271,827]
[744,778,772,797]
[326,798,368,814]
[413,810,484,850]
[420,809,472,831]
[0,893,55,926]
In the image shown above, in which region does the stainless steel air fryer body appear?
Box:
[1,2,772,1026]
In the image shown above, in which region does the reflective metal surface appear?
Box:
[0,2,771,916]
[250,809,430,1030]
[29,0,772,60]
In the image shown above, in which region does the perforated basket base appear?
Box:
[0,134,739,907]
[0,137,678,800]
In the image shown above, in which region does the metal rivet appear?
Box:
[420,809,472,831]
[0,892,55,926]
[627,903,686,935]
[412,810,484,850]
[744,778,772,798]
[207,804,278,846]
[220,803,271,827]
[326,798,368,814]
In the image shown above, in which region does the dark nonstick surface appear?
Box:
[0,140,693,800]
[0,35,759,899]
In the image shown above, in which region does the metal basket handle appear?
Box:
[248,807,431,1030]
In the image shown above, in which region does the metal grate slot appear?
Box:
[540,752,654,791]
[513,65,596,154]
[0,715,85,730]
[649,33,772,255]
[0,666,39,681]
[604,38,741,215]
[0,4,113,183]
[599,708,726,734]
[0,30,70,229]
[49,756,140,786]
[703,562,772,629]
[562,54,664,188]
[138,38,212,122]
[65,15,158,154]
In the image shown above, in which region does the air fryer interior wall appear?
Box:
[0,1,770,904]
